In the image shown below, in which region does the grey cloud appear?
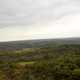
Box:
[0,0,80,26]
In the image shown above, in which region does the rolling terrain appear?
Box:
[0,37,80,50]
[0,38,80,80]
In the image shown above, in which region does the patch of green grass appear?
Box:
[17,61,35,66]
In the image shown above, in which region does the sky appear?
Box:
[0,0,80,41]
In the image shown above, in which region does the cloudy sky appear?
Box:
[0,0,80,41]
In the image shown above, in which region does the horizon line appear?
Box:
[0,36,80,43]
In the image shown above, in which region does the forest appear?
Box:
[0,44,80,80]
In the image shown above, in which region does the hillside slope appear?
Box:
[0,37,80,50]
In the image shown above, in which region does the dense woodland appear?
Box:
[0,44,80,80]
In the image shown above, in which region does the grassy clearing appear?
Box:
[17,61,35,66]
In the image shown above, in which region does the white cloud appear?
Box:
[0,0,80,25]
[0,0,80,41]
[0,14,80,41]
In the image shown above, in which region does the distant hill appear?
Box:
[0,37,80,50]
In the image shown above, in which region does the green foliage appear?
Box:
[0,44,80,80]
